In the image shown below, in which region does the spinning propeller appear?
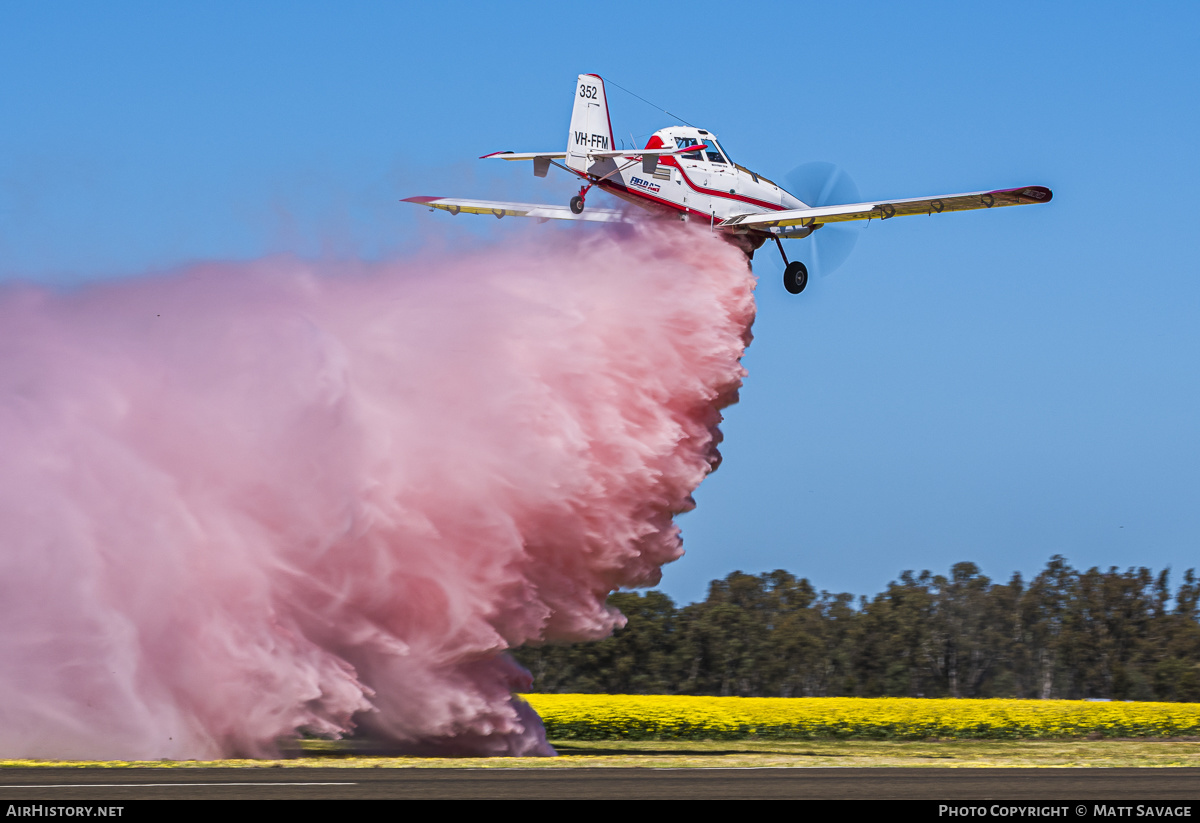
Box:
[783,161,863,279]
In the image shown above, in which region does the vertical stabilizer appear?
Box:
[566,74,614,173]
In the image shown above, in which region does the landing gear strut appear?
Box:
[773,235,808,295]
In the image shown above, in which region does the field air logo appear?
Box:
[574,131,609,149]
[631,176,661,194]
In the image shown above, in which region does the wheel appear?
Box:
[783,261,809,294]
[570,195,585,214]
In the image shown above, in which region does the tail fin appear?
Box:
[566,74,615,173]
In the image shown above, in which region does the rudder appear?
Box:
[566,74,614,173]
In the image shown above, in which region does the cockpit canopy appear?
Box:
[649,127,733,165]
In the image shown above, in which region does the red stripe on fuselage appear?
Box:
[566,144,783,218]
[598,179,727,222]
[668,160,784,211]
[599,179,683,214]
[645,134,785,211]
[594,164,783,214]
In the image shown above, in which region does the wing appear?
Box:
[719,185,1052,230]
[479,151,568,161]
[402,196,627,223]
[479,147,694,161]
[480,146,698,176]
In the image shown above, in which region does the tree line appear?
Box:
[513,557,1200,701]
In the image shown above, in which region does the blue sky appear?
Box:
[3,2,1198,605]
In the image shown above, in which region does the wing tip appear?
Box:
[998,185,1053,204]
[401,196,442,204]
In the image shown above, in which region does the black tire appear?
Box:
[783,261,809,294]
[569,195,585,214]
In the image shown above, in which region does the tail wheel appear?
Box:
[783,261,809,294]
[569,195,585,214]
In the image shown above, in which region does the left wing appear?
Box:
[402,196,626,223]
[479,147,697,161]
[719,185,1052,230]
[480,145,698,176]
[479,152,568,161]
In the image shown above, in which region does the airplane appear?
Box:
[404,74,1052,295]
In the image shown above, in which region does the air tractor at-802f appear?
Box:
[404,74,1052,296]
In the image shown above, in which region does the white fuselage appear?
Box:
[583,126,806,225]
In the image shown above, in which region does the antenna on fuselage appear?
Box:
[606,77,698,128]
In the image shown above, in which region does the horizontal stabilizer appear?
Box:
[584,146,700,159]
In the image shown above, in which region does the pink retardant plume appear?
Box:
[0,224,755,759]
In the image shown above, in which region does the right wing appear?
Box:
[719,185,1052,230]
[402,196,627,223]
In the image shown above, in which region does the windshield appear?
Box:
[702,140,727,164]
[674,136,728,164]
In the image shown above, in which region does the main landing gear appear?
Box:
[773,235,808,295]
[570,184,592,214]
[783,261,809,295]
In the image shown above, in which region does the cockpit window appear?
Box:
[701,140,726,164]
[674,136,729,164]
[674,136,703,159]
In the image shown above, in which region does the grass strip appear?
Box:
[2,739,1200,769]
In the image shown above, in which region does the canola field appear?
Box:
[522,695,1200,741]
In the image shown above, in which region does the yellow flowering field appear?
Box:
[521,695,1200,741]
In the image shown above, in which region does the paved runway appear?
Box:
[1,767,1199,800]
